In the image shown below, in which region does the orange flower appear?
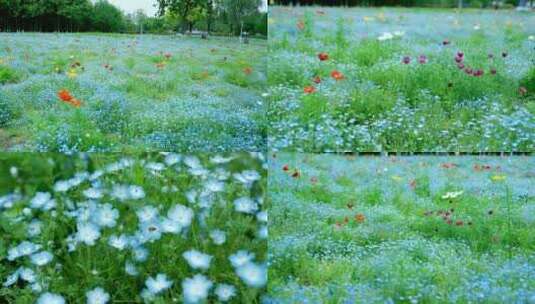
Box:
[355,213,366,223]
[58,89,73,102]
[57,89,82,108]
[331,70,344,80]
[243,67,252,75]
[318,52,329,61]
[303,85,316,94]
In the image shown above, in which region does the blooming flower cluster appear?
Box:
[0,153,267,303]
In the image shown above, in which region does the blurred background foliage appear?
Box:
[271,0,531,8]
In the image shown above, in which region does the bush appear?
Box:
[0,66,21,85]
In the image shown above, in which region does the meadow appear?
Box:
[0,33,267,152]
[0,152,267,303]
[267,153,535,303]
[268,7,535,152]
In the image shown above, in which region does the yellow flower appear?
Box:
[490,175,506,182]
[67,69,78,78]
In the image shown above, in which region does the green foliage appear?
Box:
[92,0,125,32]
[0,65,21,85]
[346,88,397,122]
[520,66,535,97]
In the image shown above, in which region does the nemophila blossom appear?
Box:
[8,241,41,261]
[86,287,110,304]
[30,251,53,266]
[210,155,234,164]
[137,206,159,223]
[83,187,104,199]
[161,218,182,234]
[3,267,36,287]
[215,284,236,302]
[93,203,119,228]
[36,293,66,304]
[317,52,329,61]
[304,85,316,94]
[108,234,128,250]
[234,170,261,187]
[256,211,268,222]
[30,192,56,211]
[258,225,268,239]
[145,273,173,295]
[145,162,165,172]
[204,179,225,192]
[236,262,267,288]
[27,219,43,237]
[167,204,194,227]
[133,246,149,262]
[229,250,255,268]
[182,274,213,304]
[330,70,344,80]
[125,261,139,276]
[164,153,181,166]
[76,222,101,246]
[377,32,394,41]
[139,221,163,242]
[183,249,213,270]
[210,229,226,245]
[234,197,258,214]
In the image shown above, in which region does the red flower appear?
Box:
[465,67,473,75]
[282,165,289,171]
[58,89,74,102]
[313,76,321,84]
[455,220,464,226]
[457,63,465,69]
[243,67,252,75]
[457,51,464,58]
[418,55,427,64]
[330,70,344,80]
[318,52,329,61]
[402,56,411,64]
[292,170,300,178]
[355,213,366,223]
[303,86,316,94]
[473,69,484,77]
[455,56,463,63]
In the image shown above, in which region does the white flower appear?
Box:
[3,271,19,287]
[164,153,181,166]
[133,246,149,262]
[86,287,110,304]
[30,192,56,211]
[83,187,104,199]
[233,197,258,214]
[145,273,173,295]
[139,221,163,242]
[76,222,101,246]
[210,155,234,164]
[204,179,225,192]
[236,262,267,288]
[184,156,202,169]
[167,204,194,228]
[233,170,260,186]
[129,185,145,200]
[145,162,165,172]
[108,234,129,250]
[441,190,464,199]
[215,284,236,302]
[30,251,53,266]
[377,32,394,41]
[19,267,36,282]
[53,180,72,192]
[111,185,130,201]
[7,241,41,261]
[183,250,212,270]
[529,35,535,41]
[36,293,65,304]
[182,274,213,303]
[229,250,255,268]
[93,204,119,228]
[209,229,226,245]
[10,166,18,177]
[161,218,181,234]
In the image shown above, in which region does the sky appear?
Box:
[106,0,268,16]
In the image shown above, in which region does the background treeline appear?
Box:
[0,0,267,36]
[271,0,532,8]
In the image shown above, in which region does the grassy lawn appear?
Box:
[267,153,535,303]
[0,33,267,152]
[268,7,535,152]
[0,152,267,303]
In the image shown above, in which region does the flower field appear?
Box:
[268,7,535,152]
[267,153,535,303]
[0,33,266,152]
[0,152,267,303]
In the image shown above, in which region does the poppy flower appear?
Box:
[313,76,321,84]
[243,67,252,75]
[282,165,289,171]
[318,52,329,61]
[473,69,484,77]
[418,55,427,64]
[164,53,172,59]
[519,86,528,96]
[442,40,450,45]
[402,56,411,64]
[490,68,497,75]
[455,220,464,226]
[457,51,464,58]
[58,89,73,102]
[355,213,365,223]
[291,170,300,178]
[455,56,463,63]
[465,67,473,75]
[330,70,344,80]
[457,63,465,69]
[303,86,316,94]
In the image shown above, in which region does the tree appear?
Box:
[92,0,125,32]
[222,0,260,35]
[157,0,203,33]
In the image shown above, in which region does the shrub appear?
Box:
[0,66,21,85]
